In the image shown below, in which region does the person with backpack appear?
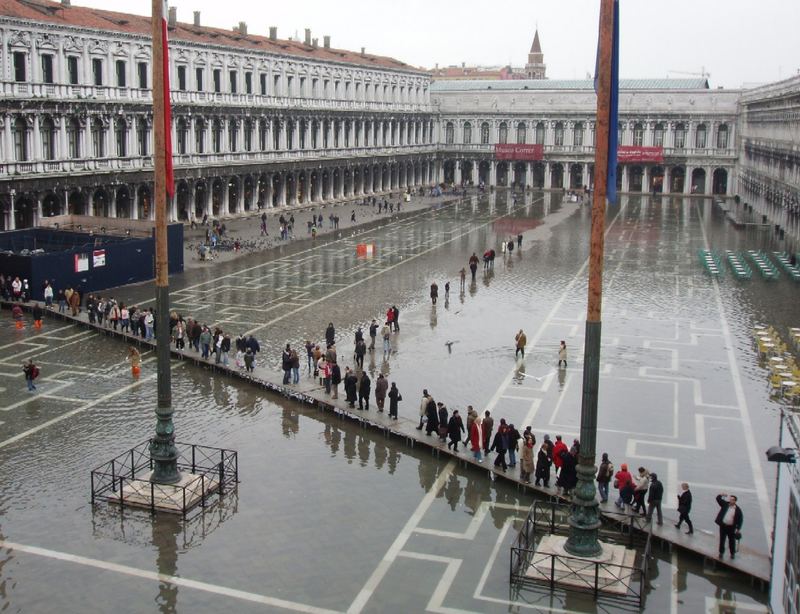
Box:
[596,453,614,503]
[23,359,39,392]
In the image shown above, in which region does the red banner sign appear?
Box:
[494,144,544,161]
[617,146,664,163]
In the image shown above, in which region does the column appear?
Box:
[455,161,462,186]
[87,190,95,216]
[582,163,589,189]
[663,168,671,194]
[289,173,298,205]
[108,187,117,218]
[35,193,43,225]
[32,116,42,161]
[621,166,629,193]
[222,181,230,214]
[278,174,287,206]
[168,193,177,222]
[705,167,713,195]
[544,163,552,189]
[205,184,213,217]
[489,161,496,187]
[265,174,273,208]
[684,168,692,195]
[279,119,287,151]
[643,167,650,193]
[59,116,68,161]
[8,192,15,230]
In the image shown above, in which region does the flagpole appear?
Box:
[564,0,615,557]
[149,0,179,484]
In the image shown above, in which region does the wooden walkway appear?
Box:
[2,301,772,586]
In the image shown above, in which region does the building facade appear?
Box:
[0,0,437,230]
[0,1,796,232]
[434,78,740,197]
[736,75,800,230]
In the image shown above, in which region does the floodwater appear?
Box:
[1,190,793,612]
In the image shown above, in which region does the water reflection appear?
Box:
[153,515,180,613]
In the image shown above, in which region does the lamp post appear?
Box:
[148,0,180,484]
[563,0,616,558]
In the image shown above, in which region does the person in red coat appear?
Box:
[551,435,568,475]
[470,417,483,462]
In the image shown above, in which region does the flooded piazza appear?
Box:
[1,190,794,612]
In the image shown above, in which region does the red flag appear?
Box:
[161,0,174,197]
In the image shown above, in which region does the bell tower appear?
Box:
[525,28,546,79]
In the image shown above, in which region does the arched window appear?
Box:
[535,122,545,145]
[674,123,686,149]
[445,122,454,145]
[68,117,81,159]
[13,117,29,161]
[574,122,584,147]
[273,119,281,150]
[213,119,223,153]
[137,117,149,156]
[195,118,206,153]
[259,119,268,151]
[244,119,253,151]
[554,122,564,146]
[480,122,490,145]
[633,122,644,146]
[498,122,508,144]
[288,121,296,150]
[653,123,665,147]
[516,122,526,144]
[716,124,728,149]
[463,122,472,144]
[40,116,56,160]
[695,124,707,148]
[115,117,127,157]
[228,119,238,152]
[91,117,106,158]
[177,118,187,154]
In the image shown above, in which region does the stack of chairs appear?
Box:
[772,252,800,282]
[747,250,780,280]
[725,250,752,280]
[754,325,800,405]
[699,249,722,276]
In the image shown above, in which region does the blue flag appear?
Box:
[595,0,620,204]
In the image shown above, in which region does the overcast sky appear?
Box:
[80,0,799,89]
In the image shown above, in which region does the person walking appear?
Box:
[469,253,479,282]
[490,421,509,472]
[290,346,300,384]
[358,371,371,410]
[534,442,552,487]
[447,410,464,451]
[614,463,634,509]
[417,390,432,430]
[507,423,521,468]
[460,268,466,292]
[482,411,494,456]
[675,483,694,534]
[520,435,535,483]
[375,373,388,411]
[430,282,438,305]
[344,367,358,408]
[470,416,483,462]
[632,467,650,516]
[23,358,39,392]
[330,361,341,399]
[558,340,568,368]
[515,329,527,359]
[437,403,449,442]
[381,322,392,356]
[325,323,336,348]
[368,319,378,350]
[715,493,743,559]
[387,382,401,420]
[596,453,614,503]
[646,473,664,526]
[281,344,292,384]
[392,305,400,332]
[305,340,314,374]
[199,326,212,360]
[552,435,568,476]
[425,396,439,436]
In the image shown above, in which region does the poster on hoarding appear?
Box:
[617,146,664,163]
[74,253,89,273]
[494,144,544,161]
[93,250,106,267]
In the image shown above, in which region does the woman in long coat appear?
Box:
[469,417,483,461]
[520,436,535,483]
[535,442,552,487]
[387,382,401,419]
[557,450,578,496]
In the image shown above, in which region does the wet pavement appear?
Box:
[1,190,792,612]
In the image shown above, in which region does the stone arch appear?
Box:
[227,176,240,214]
[68,189,86,215]
[137,184,151,219]
[42,192,62,217]
[712,168,728,195]
[211,178,224,216]
[176,180,191,221]
[243,175,254,211]
[92,187,110,217]
[193,181,207,218]
[116,186,131,218]
[691,168,706,194]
